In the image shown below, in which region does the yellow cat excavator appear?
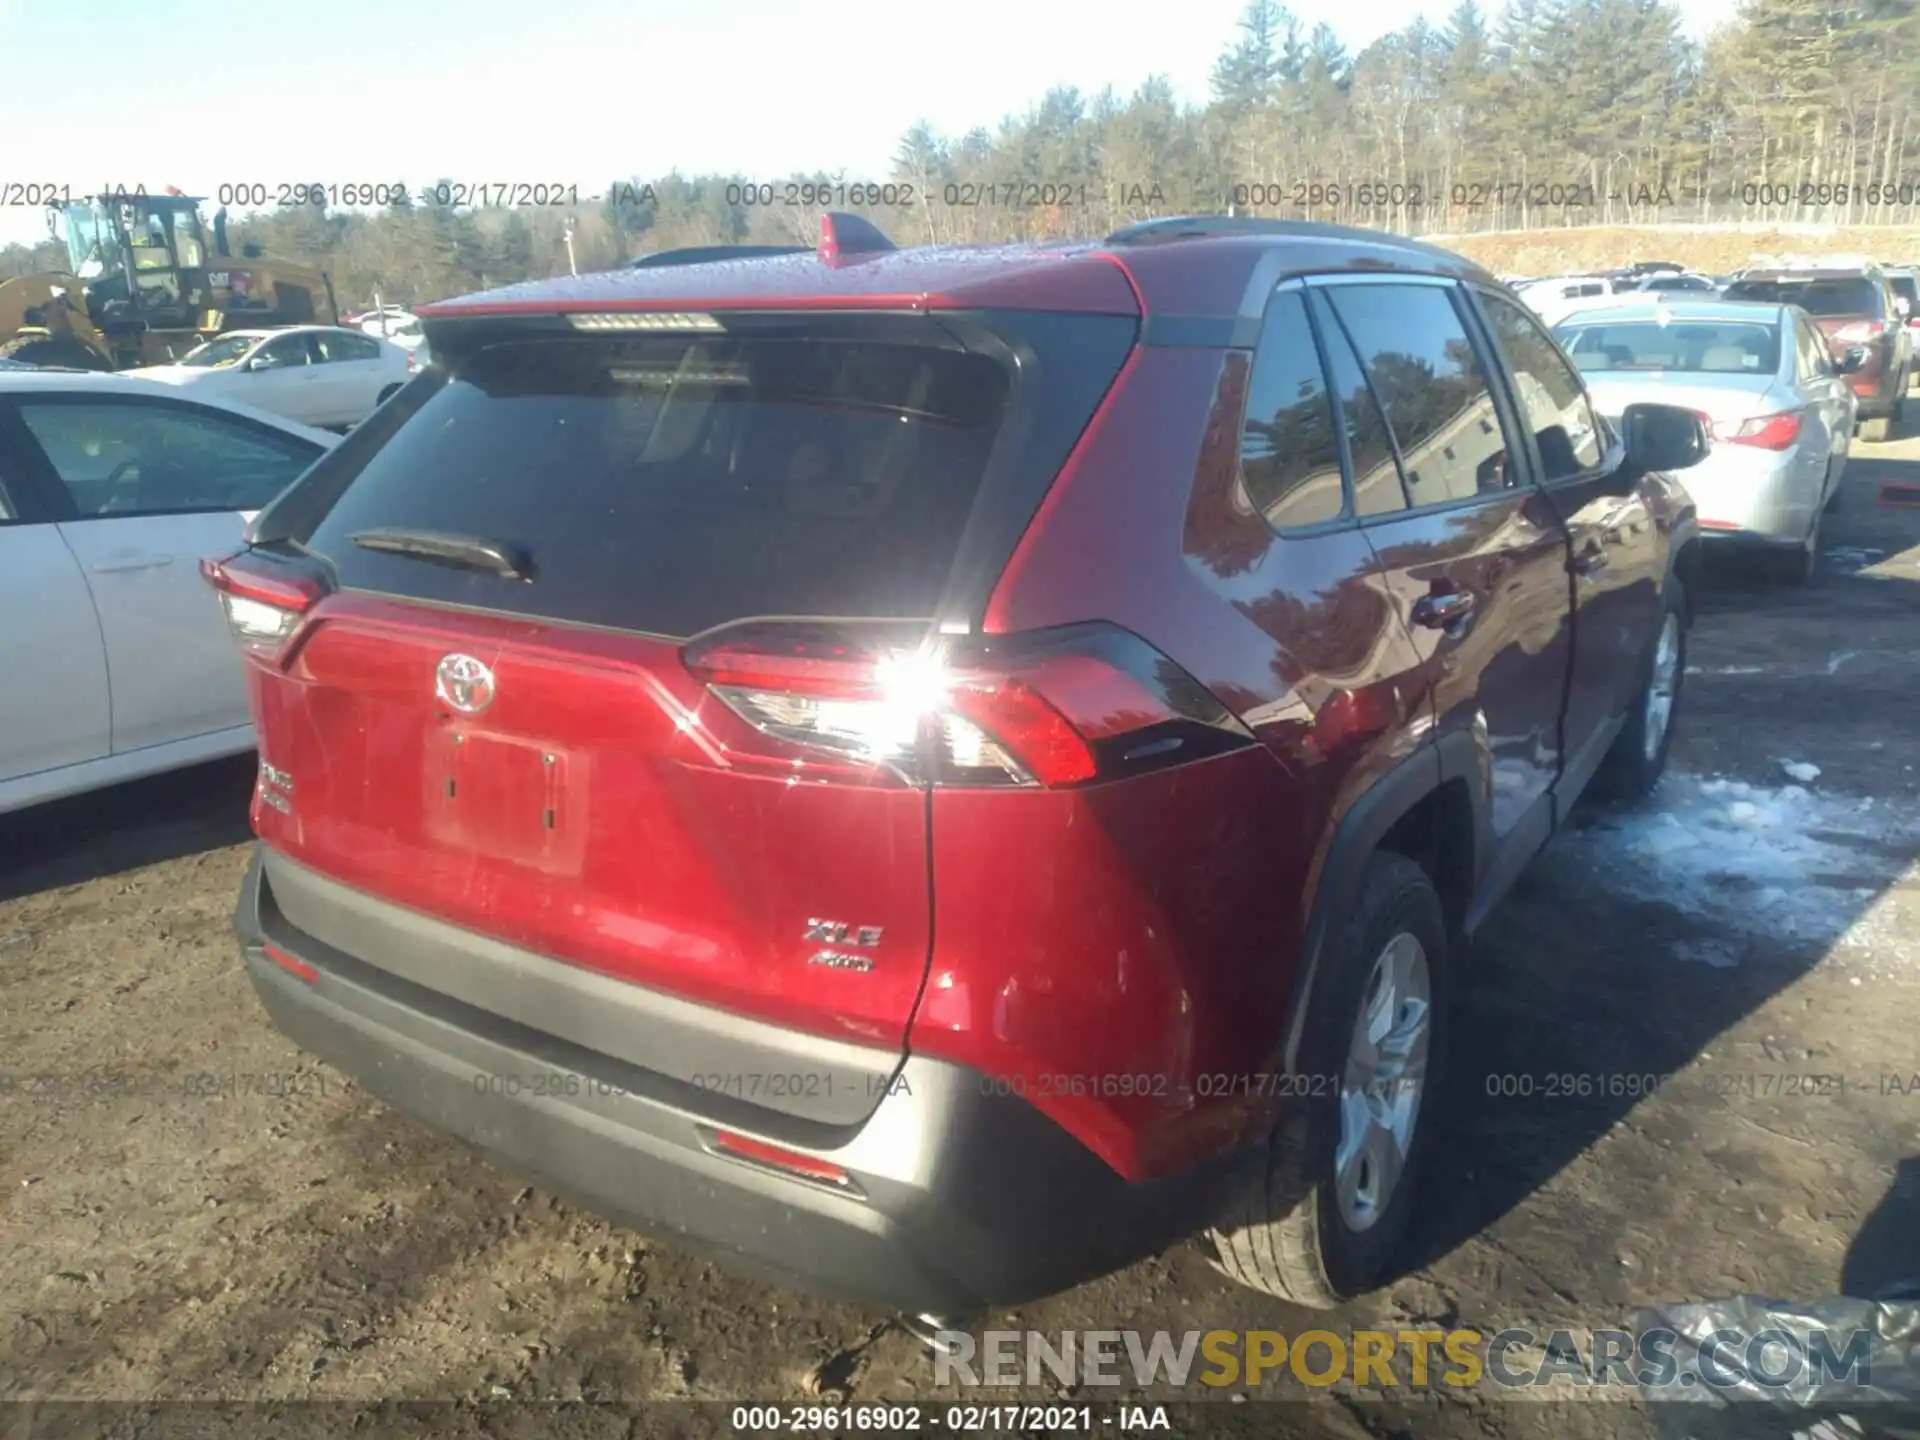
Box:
[0,188,339,370]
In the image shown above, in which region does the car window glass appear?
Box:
[1479,293,1604,479]
[1324,284,1514,503]
[1238,289,1345,528]
[1799,319,1831,380]
[1723,278,1883,317]
[349,334,382,360]
[253,334,310,369]
[1309,290,1408,515]
[18,402,322,516]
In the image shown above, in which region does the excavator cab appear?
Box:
[52,193,220,344]
[6,191,336,369]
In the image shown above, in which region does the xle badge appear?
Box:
[805,919,883,973]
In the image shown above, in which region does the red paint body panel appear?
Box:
[248,593,933,1048]
[935,349,1440,1180]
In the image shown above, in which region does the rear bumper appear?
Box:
[234,846,1247,1316]
[1682,445,1828,544]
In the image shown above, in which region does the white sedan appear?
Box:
[125,326,415,429]
[0,370,338,814]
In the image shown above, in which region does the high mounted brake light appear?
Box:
[682,620,1255,789]
[565,312,723,332]
[201,552,328,660]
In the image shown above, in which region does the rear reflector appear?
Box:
[201,552,329,660]
[1712,411,1802,450]
[262,941,318,983]
[682,620,1255,789]
[702,1128,858,1192]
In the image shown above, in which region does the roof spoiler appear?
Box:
[631,244,809,269]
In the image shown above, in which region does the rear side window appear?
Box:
[1322,284,1513,504]
[299,332,1019,636]
[1309,291,1408,516]
[1890,274,1917,307]
[19,400,321,515]
[1239,290,1343,528]
[1723,278,1884,317]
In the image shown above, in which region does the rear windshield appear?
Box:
[1556,320,1781,374]
[289,318,1128,637]
[1721,277,1885,317]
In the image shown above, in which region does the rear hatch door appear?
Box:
[238,309,1134,1077]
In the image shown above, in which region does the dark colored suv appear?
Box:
[208,215,1705,1318]
[1723,266,1911,439]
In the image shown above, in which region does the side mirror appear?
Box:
[1836,346,1869,375]
[244,355,270,372]
[1621,402,1709,474]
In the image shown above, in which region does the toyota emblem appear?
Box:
[435,654,496,714]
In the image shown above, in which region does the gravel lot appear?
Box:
[4,433,1919,1439]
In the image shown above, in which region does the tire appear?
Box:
[0,334,111,371]
[1591,574,1687,802]
[376,384,401,406]
[1768,508,1820,586]
[1207,851,1448,1307]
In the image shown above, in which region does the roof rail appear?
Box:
[630,244,809,269]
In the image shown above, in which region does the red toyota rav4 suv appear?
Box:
[210,215,1705,1319]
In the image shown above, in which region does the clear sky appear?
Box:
[0,0,1740,249]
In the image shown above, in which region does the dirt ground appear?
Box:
[4,432,1920,1440]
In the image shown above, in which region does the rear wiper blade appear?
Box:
[347,528,533,580]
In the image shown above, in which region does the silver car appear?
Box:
[1553,299,1860,583]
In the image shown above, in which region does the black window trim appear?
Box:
[5,390,330,523]
[1463,281,1626,497]
[1309,272,1554,523]
[1229,276,1355,540]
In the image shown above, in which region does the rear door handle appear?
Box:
[92,554,173,573]
[1411,591,1475,629]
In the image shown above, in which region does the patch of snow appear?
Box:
[1561,770,1920,947]
[1780,760,1822,784]
[1827,652,1859,675]
[1688,665,1768,675]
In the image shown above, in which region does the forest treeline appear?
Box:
[3,0,1915,305]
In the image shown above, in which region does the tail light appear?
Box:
[200,551,328,660]
[682,620,1256,789]
[405,350,417,373]
[1712,411,1802,450]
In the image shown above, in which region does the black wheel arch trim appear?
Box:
[1276,732,1481,1077]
